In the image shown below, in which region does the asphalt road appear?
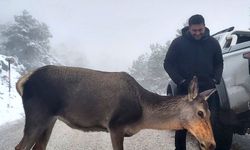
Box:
[0,119,249,150]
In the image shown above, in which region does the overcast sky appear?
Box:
[0,0,250,71]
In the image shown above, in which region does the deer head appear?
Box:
[180,76,216,150]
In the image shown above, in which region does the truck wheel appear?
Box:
[209,95,232,149]
[214,121,233,150]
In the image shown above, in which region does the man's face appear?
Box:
[189,24,205,40]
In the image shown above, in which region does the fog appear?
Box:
[0,0,250,71]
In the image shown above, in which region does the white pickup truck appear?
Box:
[167,27,250,148]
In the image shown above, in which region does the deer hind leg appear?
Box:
[15,123,47,150]
[16,117,56,150]
[15,98,55,150]
[32,118,57,150]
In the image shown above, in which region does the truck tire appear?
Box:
[212,117,233,150]
[210,98,233,150]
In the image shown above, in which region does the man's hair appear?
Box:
[188,14,205,26]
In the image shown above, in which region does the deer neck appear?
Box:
[139,91,186,131]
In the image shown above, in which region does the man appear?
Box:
[164,14,225,150]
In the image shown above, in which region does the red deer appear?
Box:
[15,65,215,150]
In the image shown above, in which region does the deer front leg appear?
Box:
[110,128,124,150]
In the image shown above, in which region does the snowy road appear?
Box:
[0,119,249,150]
[0,119,199,150]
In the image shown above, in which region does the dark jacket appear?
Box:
[164,26,224,90]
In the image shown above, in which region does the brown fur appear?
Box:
[16,71,33,96]
[15,65,215,150]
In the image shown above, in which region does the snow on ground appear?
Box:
[0,54,24,126]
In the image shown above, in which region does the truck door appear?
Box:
[223,43,250,113]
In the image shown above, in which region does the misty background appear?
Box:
[0,0,250,93]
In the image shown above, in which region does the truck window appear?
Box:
[236,35,250,44]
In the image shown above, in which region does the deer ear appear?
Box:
[200,89,216,101]
[188,76,198,101]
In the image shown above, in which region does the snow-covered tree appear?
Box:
[129,42,170,94]
[1,10,57,70]
[147,42,170,93]
[0,24,8,53]
[129,54,150,89]
[129,23,187,94]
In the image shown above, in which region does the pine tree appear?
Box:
[129,53,150,88]
[129,23,187,93]
[129,42,170,94]
[1,10,57,70]
[147,42,170,93]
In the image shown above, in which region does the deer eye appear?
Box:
[197,111,204,118]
